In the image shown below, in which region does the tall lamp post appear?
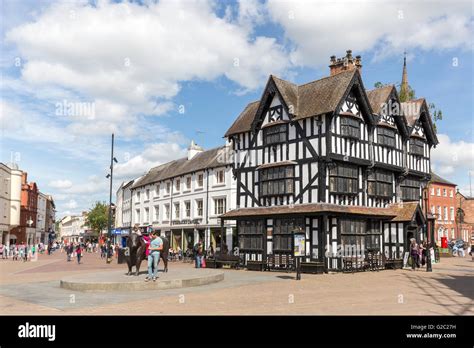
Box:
[423,189,432,272]
[106,133,118,264]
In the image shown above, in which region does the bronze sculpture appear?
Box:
[124,232,169,276]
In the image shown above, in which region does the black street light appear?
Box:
[106,133,116,264]
[423,189,432,272]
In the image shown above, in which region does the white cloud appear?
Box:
[431,134,474,176]
[48,179,73,189]
[63,199,78,209]
[114,142,187,180]
[266,0,473,67]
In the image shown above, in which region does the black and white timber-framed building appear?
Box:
[220,50,439,271]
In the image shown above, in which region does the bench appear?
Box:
[265,254,295,272]
[300,261,324,274]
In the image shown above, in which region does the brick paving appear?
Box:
[0,251,472,315]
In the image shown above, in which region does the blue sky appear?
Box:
[0,0,473,217]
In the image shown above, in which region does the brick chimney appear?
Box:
[329,50,362,76]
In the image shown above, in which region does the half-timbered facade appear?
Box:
[221,50,439,271]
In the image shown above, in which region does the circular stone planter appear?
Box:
[60,269,224,292]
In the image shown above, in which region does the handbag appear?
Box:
[202,257,206,268]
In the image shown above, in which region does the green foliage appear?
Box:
[429,103,443,134]
[398,83,416,102]
[86,201,109,236]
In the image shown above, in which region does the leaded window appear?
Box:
[238,220,264,251]
[260,166,294,197]
[340,219,381,256]
[401,177,421,201]
[263,124,287,145]
[329,163,358,195]
[368,170,393,198]
[377,127,396,147]
[409,138,424,156]
[273,218,304,253]
[340,116,360,139]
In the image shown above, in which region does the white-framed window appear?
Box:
[174,202,180,219]
[136,209,140,223]
[155,184,160,197]
[437,206,441,220]
[450,207,454,221]
[451,228,455,239]
[443,188,447,197]
[444,206,448,221]
[196,199,203,217]
[154,206,159,221]
[145,189,150,200]
[186,177,192,190]
[450,190,453,197]
[136,191,141,201]
[214,198,226,215]
[164,204,170,220]
[185,201,191,218]
[175,179,180,192]
[430,187,434,196]
[144,207,149,223]
[431,205,435,215]
[436,188,441,196]
[215,170,225,184]
[166,182,171,194]
[197,173,204,188]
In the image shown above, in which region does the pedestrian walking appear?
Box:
[146,232,163,282]
[76,244,82,264]
[410,238,420,270]
[193,241,203,268]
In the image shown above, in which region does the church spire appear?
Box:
[399,51,410,102]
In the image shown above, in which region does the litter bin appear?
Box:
[117,248,127,264]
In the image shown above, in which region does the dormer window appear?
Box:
[340,116,360,139]
[409,138,424,156]
[377,127,396,148]
[263,123,287,145]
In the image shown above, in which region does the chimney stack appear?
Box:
[329,50,362,76]
[187,140,204,160]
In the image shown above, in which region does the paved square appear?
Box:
[0,251,472,315]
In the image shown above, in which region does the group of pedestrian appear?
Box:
[65,242,83,264]
[409,238,431,270]
[0,243,47,261]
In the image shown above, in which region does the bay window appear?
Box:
[377,127,396,147]
[409,138,424,156]
[260,166,294,197]
[263,123,287,145]
[329,163,358,195]
[340,116,360,139]
[368,170,392,198]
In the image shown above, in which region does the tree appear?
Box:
[374,82,389,88]
[85,201,109,237]
[398,84,441,133]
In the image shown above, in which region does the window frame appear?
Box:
[340,116,361,139]
[329,163,359,195]
[401,177,421,201]
[259,165,295,198]
[238,220,265,251]
[377,126,396,148]
[409,138,425,156]
[263,123,288,145]
[214,198,226,215]
[367,170,393,198]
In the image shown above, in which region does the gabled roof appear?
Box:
[131,146,228,189]
[366,85,394,115]
[402,98,439,145]
[225,69,362,137]
[430,172,456,186]
[366,84,409,136]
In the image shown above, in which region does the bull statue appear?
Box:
[124,232,169,276]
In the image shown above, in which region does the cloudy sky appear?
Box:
[0,0,472,218]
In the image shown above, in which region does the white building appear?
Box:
[0,162,22,246]
[58,214,86,243]
[115,180,134,233]
[36,192,47,244]
[129,141,237,252]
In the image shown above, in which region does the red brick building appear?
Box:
[425,172,457,245]
[456,192,474,244]
[11,172,38,244]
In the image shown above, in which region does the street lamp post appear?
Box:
[423,189,432,272]
[106,133,118,264]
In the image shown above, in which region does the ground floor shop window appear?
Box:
[273,218,304,253]
[238,220,264,251]
[340,219,381,256]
